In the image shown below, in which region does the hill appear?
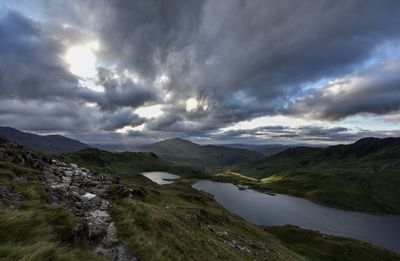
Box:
[89,143,141,152]
[222,143,295,156]
[0,127,89,153]
[139,138,264,168]
[229,137,400,213]
[64,147,207,178]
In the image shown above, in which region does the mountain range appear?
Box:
[138,138,265,168]
[221,143,297,156]
[0,127,89,153]
[0,127,283,168]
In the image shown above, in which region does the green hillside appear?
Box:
[0,138,301,260]
[64,147,207,178]
[139,138,264,169]
[266,225,400,261]
[108,175,302,260]
[230,137,400,213]
[1,138,399,260]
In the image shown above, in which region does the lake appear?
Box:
[142,171,180,185]
[142,172,400,253]
[193,180,400,253]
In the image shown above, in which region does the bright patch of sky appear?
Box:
[116,124,145,134]
[220,114,399,133]
[135,105,164,119]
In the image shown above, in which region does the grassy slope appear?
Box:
[2,144,397,260]
[0,161,104,260]
[64,148,208,178]
[140,138,264,168]
[230,138,400,213]
[266,225,400,261]
[108,175,301,261]
[65,148,400,260]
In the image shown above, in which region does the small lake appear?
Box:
[142,171,180,185]
[193,180,400,253]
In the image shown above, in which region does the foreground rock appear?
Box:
[0,141,137,260]
[44,160,137,260]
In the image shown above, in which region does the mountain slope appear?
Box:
[64,147,207,177]
[231,137,400,213]
[0,127,89,153]
[139,138,264,168]
[222,144,295,156]
[266,225,400,261]
[237,137,400,178]
[0,137,302,260]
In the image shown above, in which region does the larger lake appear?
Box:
[142,172,400,253]
[193,180,400,253]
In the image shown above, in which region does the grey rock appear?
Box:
[102,223,119,248]
[115,245,138,261]
[0,183,23,205]
[0,141,138,260]
[115,185,144,198]
[87,220,108,241]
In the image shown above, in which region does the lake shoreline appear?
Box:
[206,172,400,215]
[192,179,400,254]
[142,171,400,254]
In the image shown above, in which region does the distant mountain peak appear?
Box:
[139,137,264,168]
[153,138,198,146]
[165,138,194,143]
[0,126,89,153]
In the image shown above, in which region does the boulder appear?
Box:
[115,185,144,198]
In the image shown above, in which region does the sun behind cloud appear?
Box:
[64,43,98,78]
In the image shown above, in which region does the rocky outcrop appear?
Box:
[0,183,23,209]
[0,141,137,260]
[43,160,137,260]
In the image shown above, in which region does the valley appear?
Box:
[1,130,400,260]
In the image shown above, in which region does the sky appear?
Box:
[0,0,400,145]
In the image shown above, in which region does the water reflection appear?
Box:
[193,180,400,253]
[142,171,180,185]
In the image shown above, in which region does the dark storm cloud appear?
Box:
[77,68,158,111]
[165,0,400,102]
[290,60,400,120]
[0,11,98,132]
[0,11,78,100]
[101,109,144,131]
[143,93,279,134]
[0,10,156,133]
[97,0,205,79]
[0,98,95,132]
[2,1,400,143]
[90,0,400,132]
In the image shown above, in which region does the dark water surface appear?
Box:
[193,180,400,253]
